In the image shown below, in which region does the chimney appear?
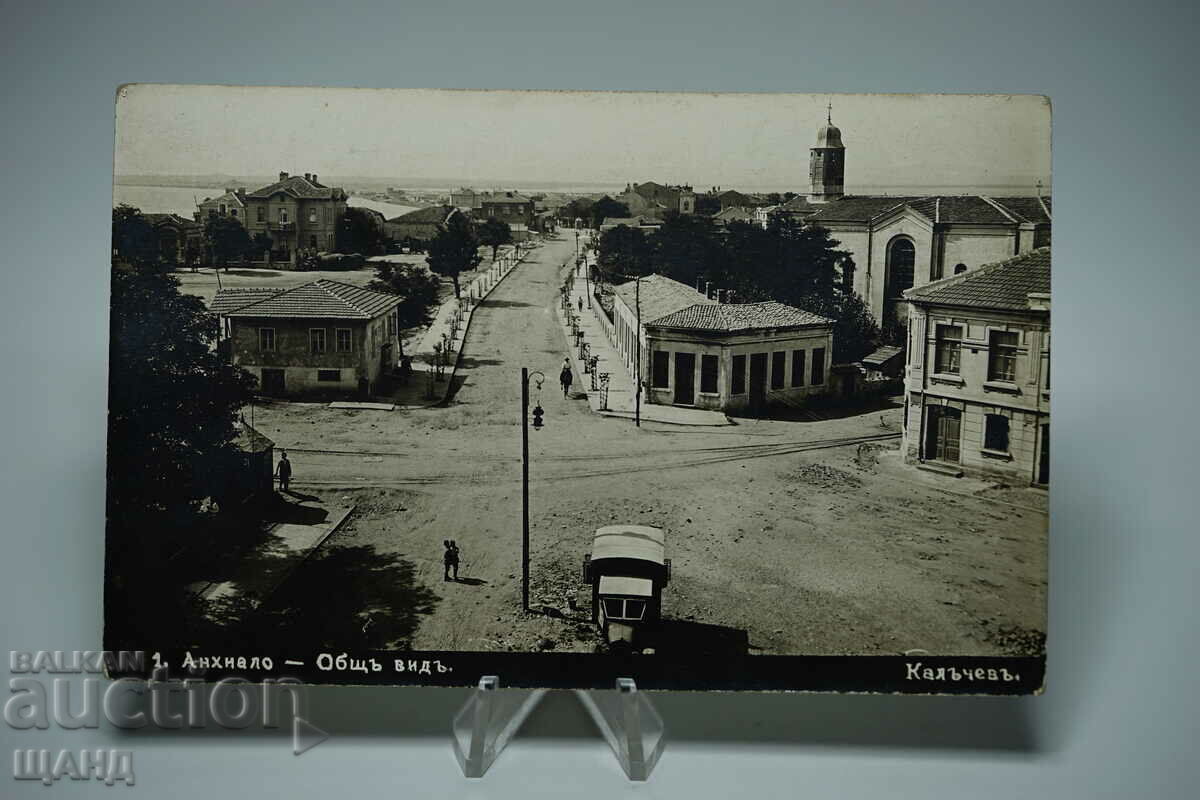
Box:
[304,173,312,182]
[312,173,319,185]
[236,188,245,200]
[279,171,288,181]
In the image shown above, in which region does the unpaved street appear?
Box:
[247,233,1047,658]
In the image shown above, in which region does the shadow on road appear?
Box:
[451,577,489,586]
[479,299,538,309]
[250,543,439,651]
[640,618,751,659]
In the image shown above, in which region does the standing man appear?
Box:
[275,451,292,493]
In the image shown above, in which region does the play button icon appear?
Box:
[292,717,329,756]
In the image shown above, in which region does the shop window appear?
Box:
[317,370,341,382]
[791,350,806,387]
[984,414,1010,452]
[811,347,826,385]
[652,351,670,388]
[731,354,746,394]
[770,351,785,390]
[700,355,718,394]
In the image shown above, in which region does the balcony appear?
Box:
[268,221,295,231]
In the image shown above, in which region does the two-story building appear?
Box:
[478,191,534,230]
[196,189,247,225]
[218,279,402,397]
[900,248,1050,485]
[609,275,834,414]
[241,172,348,267]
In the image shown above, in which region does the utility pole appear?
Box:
[521,368,530,612]
[635,274,641,428]
[520,367,545,613]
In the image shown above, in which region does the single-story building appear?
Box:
[384,205,462,244]
[610,275,835,414]
[219,279,403,397]
[600,215,664,232]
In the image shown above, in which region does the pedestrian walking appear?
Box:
[578,296,583,312]
[275,451,292,492]
[559,358,573,398]
[443,540,460,581]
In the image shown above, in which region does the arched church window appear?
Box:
[954,263,967,275]
[885,238,915,299]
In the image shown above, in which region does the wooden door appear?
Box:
[674,352,695,405]
[925,405,962,463]
[749,353,767,413]
[261,368,285,396]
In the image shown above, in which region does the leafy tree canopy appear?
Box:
[336,207,388,256]
[112,205,160,270]
[204,215,252,270]
[426,212,481,298]
[477,218,513,261]
[367,262,442,354]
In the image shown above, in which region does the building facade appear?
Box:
[384,205,462,244]
[220,280,402,397]
[478,192,534,229]
[609,275,834,414]
[776,115,1051,327]
[196,189,247,225]
[900,248,1050,485]
[240,172,348,266]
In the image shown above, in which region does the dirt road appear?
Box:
[248,233,1047,658]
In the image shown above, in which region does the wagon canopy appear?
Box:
[598,576,654,598]
[591,525,666,565]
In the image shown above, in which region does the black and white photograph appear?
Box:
[106,87,1050,692]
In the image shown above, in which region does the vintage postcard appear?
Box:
[107,87,1049,693]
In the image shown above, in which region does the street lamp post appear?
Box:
[520,367,545,613]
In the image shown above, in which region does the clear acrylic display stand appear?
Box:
[451,676,665,781]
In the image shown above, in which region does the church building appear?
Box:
[779,109,1051,329]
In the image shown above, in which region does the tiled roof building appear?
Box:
[607,275,834,414]
[900,247,1051,485]
[223,279,403,398]
[766,111,1051,327]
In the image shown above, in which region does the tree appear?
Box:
[106,263,257,645]
[645,214,727,289]
[336,207,388,255]
[588,196,631,229]
[595,224,650,284]
[367,262,442,355]
[426,212,481,298]
[250,231,273,262]
[562,197,594,228]
[797,285,880,363]
[477,218,512,262]
[112,205,160,270]
[204,216,252,271]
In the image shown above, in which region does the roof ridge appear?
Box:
[979,195,1022,224]
[1037,195,1052,221]
[316,279,374,316]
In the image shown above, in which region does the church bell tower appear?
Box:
[809,103,845,203]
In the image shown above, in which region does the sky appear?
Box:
[114,86,1051,193]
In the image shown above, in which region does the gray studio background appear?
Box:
[1,0,1195,797]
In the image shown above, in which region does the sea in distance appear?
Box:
[113,181,1049,219]
[112,184,418,220]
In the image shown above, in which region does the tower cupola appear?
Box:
[809,103,845,203]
